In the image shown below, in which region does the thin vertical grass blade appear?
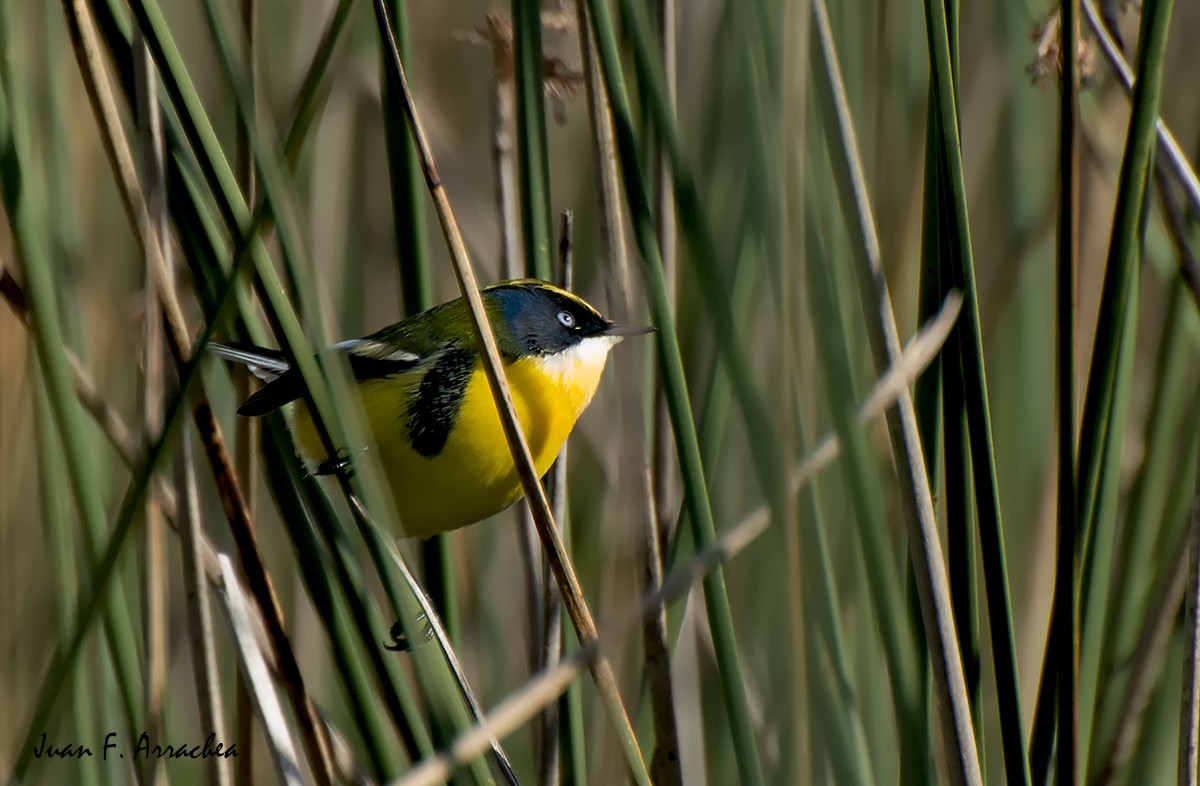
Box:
[915,0,981,748]
[1072,0,1180,765]
[608,0,786,518]
[1034,0,1176,774]
[382,0,432,313]
[1053,0,1082,782]
[808,0,986,780]
[914,0,1029,779]
[230,0,260,770]
[915,110,945,489]
[583,1,766,781]
[513,0,554,281]
[651,0,679,569]
[28,8,98,783]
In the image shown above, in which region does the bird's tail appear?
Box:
[210,342,303,416]
[209,342,290,382]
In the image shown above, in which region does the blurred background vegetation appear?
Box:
[2,0,1200,784]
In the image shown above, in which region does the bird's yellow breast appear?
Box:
[293,338,615,538]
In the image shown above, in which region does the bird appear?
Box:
[211,279,654,539]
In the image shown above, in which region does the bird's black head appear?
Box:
[485,280,616,357]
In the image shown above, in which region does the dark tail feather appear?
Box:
[236,372,303,417]
[210,342,290,381]
[210,342,301,416]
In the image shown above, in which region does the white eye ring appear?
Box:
[557,310,576,329]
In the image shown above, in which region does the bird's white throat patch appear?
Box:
[532,335,620,384]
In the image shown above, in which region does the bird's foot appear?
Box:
[383,613,433,652]
[314,448,359,478]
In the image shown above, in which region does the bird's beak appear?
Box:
[605,323,657,338]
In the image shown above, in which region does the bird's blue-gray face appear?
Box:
[488,283,616,358]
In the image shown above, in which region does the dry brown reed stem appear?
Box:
[387,290,963,786]
[371,0,651,780]
[58,2,335,782]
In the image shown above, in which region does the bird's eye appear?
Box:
[556,310,576,329]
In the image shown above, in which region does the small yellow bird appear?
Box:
[213,280,653,538]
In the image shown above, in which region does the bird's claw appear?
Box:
[383,612,433,652]
[315,448,358,478]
